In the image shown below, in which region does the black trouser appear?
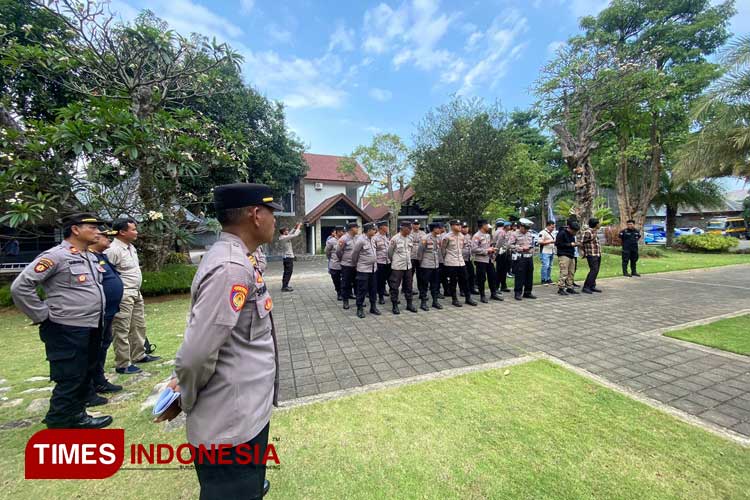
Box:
[355,271,377,307]
[340,266,355,301]
[513,256,534,295]
[439,264,449,294]
[584,256,601,289]
[376,263,391,298]
[329,268,342,295]
[91,317,114,390]
[282,257,294,288]
[40,320,101,426]
[194,421,270,500]
[388,268,413,303]
[418,267,440,300]
[445,265,469,299]
[464,260,476,292]
[475,261,498,296]
[495,252,510,290]
[411,259,422,292]
[622,249,638,274]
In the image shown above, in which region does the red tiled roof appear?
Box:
[303,153,371,184]
[304,193,373,224]
[362,186,415,220]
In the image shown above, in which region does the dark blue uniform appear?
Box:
[91,253,123,391]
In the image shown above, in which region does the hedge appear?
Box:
[675,234,739,253]
[0,264,197,308]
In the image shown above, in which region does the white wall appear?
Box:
[304,182,346,214]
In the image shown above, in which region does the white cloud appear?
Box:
[283,85,347,109]
[152,0,244,39]
[266,23,292,44]
[329,21,356,52]
[369,88,393,102]
[547,40,565,55]
[240,0,254,15]
[362,2,409,54]
[458,10,529,94]
[465,31,483,51]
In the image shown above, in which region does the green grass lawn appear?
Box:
[665,314,750,356]
[1,360,749,499]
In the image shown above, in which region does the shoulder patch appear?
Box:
[69,247,79,254]
[34,258,55,273]
[230,284,249,312]
[264,297,273,311]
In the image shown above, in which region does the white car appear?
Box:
[674,227,704,237]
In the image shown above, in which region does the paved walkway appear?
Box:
[264,264,750,439]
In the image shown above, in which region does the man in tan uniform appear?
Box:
[105,218,159,374]
[387,221,416,314]
[351,222,380,318]
[161,183,281,499]
[441,220,477,307]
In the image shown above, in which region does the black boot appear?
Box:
[392,303,400,315]
[378,296,385,305]
[480,294,488,304]
[432,295,443,309]
[465,293,478,306]
[420,299,429,311]
[383,290,390,297]
[343,299,350,310]
[337,293,342,301]
[370,305,381,315]
[452,297,462,307]
[357,306,365,319]
[491,293,504,301]
[514,292,522,300]
[406,300,418,313]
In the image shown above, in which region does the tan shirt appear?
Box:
[418,233,441,269]
[278,228,301,258]
[441,232,465,267]
[175,232,278,447]
[352,234,378,273]
[509,230,535,255]
[325,236,341,271]
[409,229,426,260]
[471,231,495,263]
[373,233,391,264]
[105,238,142,295]
[388,233,413,271]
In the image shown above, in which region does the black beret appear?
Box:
[61,213,107,228]
[400,221,412,228]
[477,219,488,226]
[334,225,345,231]
[449,219,461,226]
[363,223,376,231]
[214,183,283,211]
[346,221,359,230]
[428,222,441,231]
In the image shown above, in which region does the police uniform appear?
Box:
[493,222,512,292]
[174,183,280,499]
[472,221,501,302]
[409,221,426,290]
[508,219,536,300]
[11,214,112,429]
[373,221,391,304]
[619,226,641,276]
[461,223,477,296]
[325,228,343,299]
[336,223,359,309]
[253,246,267,275]
[417,223,443,310]
[352,224,380,318]
[441,221,477,307]
[387,222,416,314]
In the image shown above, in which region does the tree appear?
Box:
[343,133,411,229]
[582,0,734,228]
[411,96,513,227]
[536,40,633,221]
[675,35,750,181]
[651,174,724,247]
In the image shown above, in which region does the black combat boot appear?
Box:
[357,306,365,319]
[432,295,443,309]
[378,296,385,305]
[452,296,462,307]
[370,305,381,315]
[420,299,429,311]
[514,292,523,301]
[392,302,400,315]
[465,294,478,306]
[480,294,488,304]
[337,293,342,301]
[406,300,418,313]
[490,293,503,301]
[343,299,350,310]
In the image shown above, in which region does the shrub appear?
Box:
[676,234,739,253]
[643,247,665,258]
[0,284,12,308]
[602,245,623,255]
[603,226,622,246]
[165,252,192,265]
[140,264,197,296]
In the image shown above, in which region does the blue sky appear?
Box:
[109,0,749,160]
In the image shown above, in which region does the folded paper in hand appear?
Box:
[153,387,180,417]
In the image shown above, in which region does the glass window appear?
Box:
[277,190,295,215]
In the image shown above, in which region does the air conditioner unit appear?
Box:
[314,182,323,190]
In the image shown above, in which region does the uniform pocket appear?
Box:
[69,263,92,286]
[46,350,78,381]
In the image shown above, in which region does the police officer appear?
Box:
[508,218,537,300]
[409,219,426,290]
[460,222,478,296]
[493,220,512,292]
[336,222,359,310]
[373,220,391,304]
[438,223,449,299]
[387,221,416,314]
[442,220,477,307]
[165,183,281,500]
[325,226,344,300]
[352,223,380,318]
[417,222,443,311]
[619,219,641,277]
[11,213,113,429]
[473,220,503,303]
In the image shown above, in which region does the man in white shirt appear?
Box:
[538,220,556,285]
[278,223,302,292]
[105,218,160,374]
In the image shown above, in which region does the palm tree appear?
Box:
[675,36,750,181]
[651,173,725,246]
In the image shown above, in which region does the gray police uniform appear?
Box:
[409,228,426,288]
[336,233,357,302]
[11,241,105,426]
[373,232,391,301]
[352,234,378,308]
[472,231,499,298]
[325,235,342,297]
[175,232,279,448]
[441,231,473,303]
[417,233,441,302]
[387,233,414,306]
[493,228,512,291]
[509,230,535,296]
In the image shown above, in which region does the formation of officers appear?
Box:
[325,218,539,319]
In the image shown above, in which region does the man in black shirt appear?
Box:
[619,219,641,277]
[555,221,580,295]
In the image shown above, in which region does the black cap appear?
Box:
[477,219,488,227]
[363,222,376,231]
[334,225,345,231]
[461,221,468,228]
[376,220,389,228]
[412,219,421,225]
[428,222,441,231]
[400,221,412,228]
[449,219,461,226]
[61,213,107,228]
[346,221,359,230]
[214,183,283,211]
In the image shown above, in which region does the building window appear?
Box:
[276,189,295,216]
[346,186,358,203]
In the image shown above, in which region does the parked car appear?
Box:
[706,217,748,239]
[643,224,666,245]
[674,227,704,237]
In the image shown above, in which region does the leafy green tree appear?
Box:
[651,174,724,247]
[412,96,513,227]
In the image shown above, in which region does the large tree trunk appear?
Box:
[136,162,174,271]
[665,204,677,247]
[571,157,596,222]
